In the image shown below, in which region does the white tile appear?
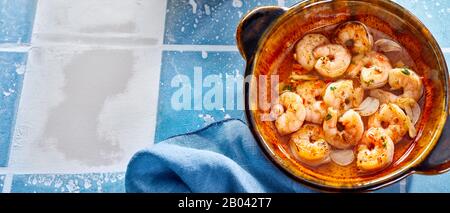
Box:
[33,0,166,46]
[10,46,161,172]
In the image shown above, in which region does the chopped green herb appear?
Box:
[383,141,387,148]
[401,68,410,75]
[330,86,336,91]
[365,79,375,85]
[283,85,292,91]
[325,114,332,121]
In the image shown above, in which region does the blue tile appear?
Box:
[407,173,450,192]
[0,0,38,44]
[393,0,450,48]
[284,0,299,7]
[0,175,4,192]
[155,51,246,142]
[164,0,277,45]
[374,181,403,193]
[11,173,125,193]
[445,53,450,66]
[0,52,27,167]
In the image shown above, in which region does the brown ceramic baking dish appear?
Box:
[236,0,450,191]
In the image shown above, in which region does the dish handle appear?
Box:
[414,114,450,174]
[236,6,287,61]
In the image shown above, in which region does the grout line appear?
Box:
[0,44,32,53]
[2,174,13,193]
[0,167,126,175]
[160,0,168,46]
[149,0,168,145]
[31,42,163,50]
[400,179,407,193]
[162,44,238,51]
[33,32,159,39]
[29,42,239,52]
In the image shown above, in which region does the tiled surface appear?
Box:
[11,173,125,193]
[375,181,403,193]
[155,51,245,142]
[164,0,277,45]
[0,0,449,193]
[0,52,27,166]
[32,0,165,46]
[407,173,450,193]
[10,47,161,171]
[392,0,450,47]
[0,0,37,44]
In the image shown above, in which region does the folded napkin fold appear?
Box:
[125,119,314,193]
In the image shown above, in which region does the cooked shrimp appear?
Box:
[305,101,328,124]
[290,124,331,167]
[369,89,420,135]
[323,108,364,149]
[271,92,306,135]
[347,52,392,89]
[313,44,351,78]
[323,80,364,113]
[335,21,373,54]
[295,34,330,71]
[270,103,284,120]
[296,80,327,124]
[356,127,394,173]
[368,103,411,143]
[388,68,423,101]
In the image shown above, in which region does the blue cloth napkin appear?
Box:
[125,119,315,193]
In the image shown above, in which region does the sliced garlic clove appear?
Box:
[411,101,421,125]
[355,97,380,116]
[330,149,355,166]
[397,98,421,125]
[407,119,417,138]
[375,39,402,52]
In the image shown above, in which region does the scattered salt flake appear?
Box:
[232,0,243,8]
[84,180,92,189]
[15,64,26,75]
[110,176,117,183]
[66,180,80,193]
[204,4,211,16]
[31,178,37,185]
[202,114,215,124]
[54,179,63,188]
[188,0,197,14]
[202,51,208,59]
